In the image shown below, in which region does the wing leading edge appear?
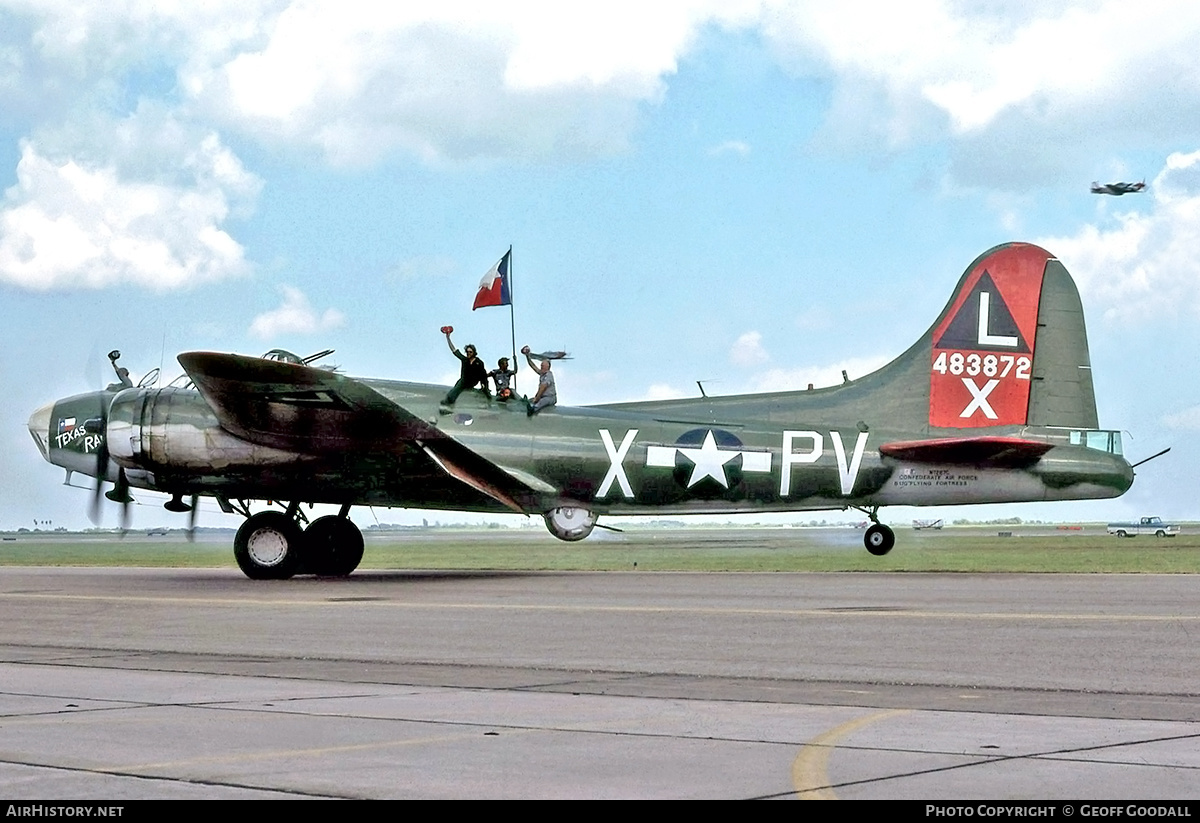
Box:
[178,351,543,514]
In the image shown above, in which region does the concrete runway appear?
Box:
[0,566,1198,799]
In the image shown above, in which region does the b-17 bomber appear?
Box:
[29,242,1135,579]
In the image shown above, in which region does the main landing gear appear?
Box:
[232,503,364,580]
[854,506,895,556]
[864,523,895,556]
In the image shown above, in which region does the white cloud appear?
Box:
[184,2,762,165]
[249,285,346,339]
[765,1,1200,131]
[762,1,1200,187]
[0,1,274,119]
[1,2,765,166]
[1037,150,1200,322]
[645,382,690,401]
[1163,404,1200,430]
[0,135,255,290]
[729,330,770,367]
[6,1,1200,178]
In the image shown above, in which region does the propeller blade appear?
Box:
[187,495,199,542]
[88,474,104,526]
[114,469,131,533]
[88,435,108,526]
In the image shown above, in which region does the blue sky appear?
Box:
[3,1,1199,530]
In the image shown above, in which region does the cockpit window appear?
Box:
[261,348,336,367]
[262,349,305,364]
[1069,430,1122,455]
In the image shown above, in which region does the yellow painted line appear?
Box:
[792,709,908,800]
[0,592,1195,622]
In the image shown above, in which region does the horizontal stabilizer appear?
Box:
[880,436,1054,467]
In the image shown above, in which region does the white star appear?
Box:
[676,430,737,488]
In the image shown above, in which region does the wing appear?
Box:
[879,436,1054,467]
[179,351,548,513]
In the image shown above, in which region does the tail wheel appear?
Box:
[304,515,365,577]
[864,523,895,556]
[234,511,304,580]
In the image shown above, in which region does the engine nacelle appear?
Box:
[106,387,311,472]
[543,506,598,541]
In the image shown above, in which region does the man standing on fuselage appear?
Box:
[441,326,489,406]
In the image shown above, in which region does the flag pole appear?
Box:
[507,245,517,394]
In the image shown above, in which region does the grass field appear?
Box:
[2,526,1198,573]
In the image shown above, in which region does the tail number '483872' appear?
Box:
[932,352,1031,380]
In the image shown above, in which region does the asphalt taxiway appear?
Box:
[0,566,1197,799]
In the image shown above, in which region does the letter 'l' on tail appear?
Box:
[926,242,1097,431]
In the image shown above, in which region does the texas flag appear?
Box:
[473,250,512,310]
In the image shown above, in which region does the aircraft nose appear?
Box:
[28,402,53,461]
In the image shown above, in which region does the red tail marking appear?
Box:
[928,244,1051,428]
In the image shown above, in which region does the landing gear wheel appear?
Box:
[234,511,305,580]
[303,515,365,577]
[864,523,895,556]
[543,506,598,541]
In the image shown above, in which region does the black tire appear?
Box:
[303,516,365,577]
[864,523,895,556]
[1156,530,1166,538]
[234,512,304,580]
[1116,530,1128,538]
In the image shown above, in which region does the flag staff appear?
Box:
[507,245,517,394]
[472,247,517,395]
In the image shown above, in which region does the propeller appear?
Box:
[84,406,132,531]
[187,494,199,542]
[106,469,133,533]
[165,493,201,541]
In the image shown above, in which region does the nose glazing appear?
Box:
[28,402,53,460]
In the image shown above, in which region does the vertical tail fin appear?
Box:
[928,243,1097,430]
[1025,257,1098,428]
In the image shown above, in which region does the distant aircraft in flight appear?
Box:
[29,243,1137,578]
[1091,180,1145,196]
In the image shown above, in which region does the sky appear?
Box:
[3,0,1200,532]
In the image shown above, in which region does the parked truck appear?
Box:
[1106,516,1180,538]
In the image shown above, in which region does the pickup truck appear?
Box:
[1107,517,1180,538]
